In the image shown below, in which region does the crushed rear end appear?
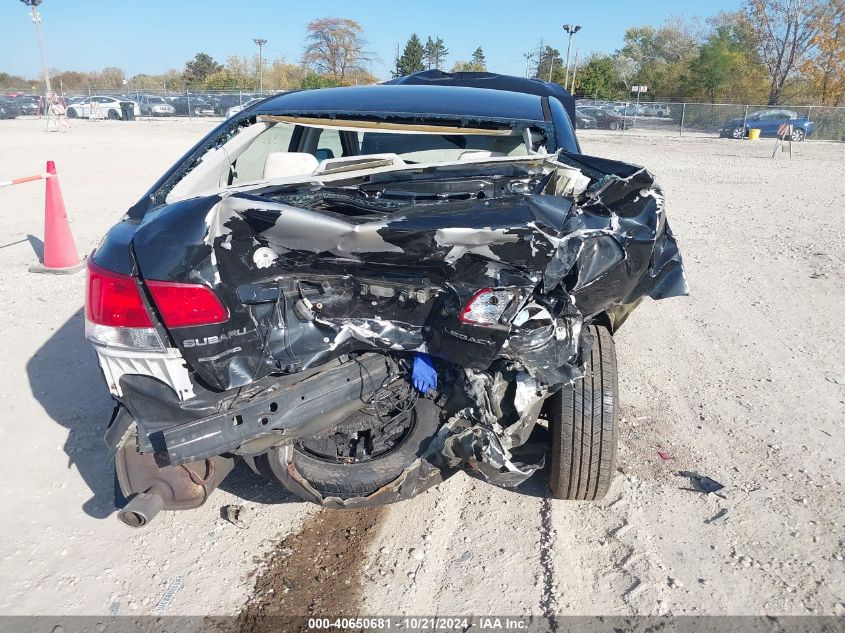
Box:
[85,92,686,525]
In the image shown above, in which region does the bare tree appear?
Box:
[301,17,373,81]
[745,0,822,103]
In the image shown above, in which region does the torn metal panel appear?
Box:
[128,154,685,397]
[101,147,686,516]
[90,80,692,522]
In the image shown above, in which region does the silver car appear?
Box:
[137,94,176,117]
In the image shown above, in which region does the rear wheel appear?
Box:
[258,379,440,500]
[609,120,620,130]
[67,108,78,119]
[547,325,619,500]
[791,128,805,142]
[107,109,120,120]
[731,127,744,139]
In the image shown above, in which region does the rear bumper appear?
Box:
[108,353,398,465]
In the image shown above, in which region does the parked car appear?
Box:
[577,105,634,130]
[641,103,672,117]
[86,70,686,527]
[13,95,39,115]
[170,96,216,117]
[612,103,645,117]
[575,111,597,129]
[136,94,176,117]
[720,109,814,141]
[0,98,19,119]
[66,96,140,120]
[225,97,263,118]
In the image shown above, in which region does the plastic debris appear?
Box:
[222,504,250,528]
[657,451,674,461]
[677,470,725,494]
[705,508,729,525]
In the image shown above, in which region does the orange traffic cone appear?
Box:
[29,161,83,274]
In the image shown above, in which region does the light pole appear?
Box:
[21,0,52,99]
[253,38,267,94]
[562,24,582,90]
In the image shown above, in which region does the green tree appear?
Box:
[300,72,345,89]
[183,53,222,86]
[471,47,487,70]
[452,47,487,72]
[685,17,769,102]
[0,72,27,89]
[423,36,449,70]
[534,46,564,83]
[395,34,425,76]
[687,28,744,100]
[574,54,619,98]
[616,17,700,98]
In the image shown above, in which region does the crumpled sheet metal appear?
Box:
[274,392,545,509]
[130,152,686,396]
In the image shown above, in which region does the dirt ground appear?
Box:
[0,118,842,619]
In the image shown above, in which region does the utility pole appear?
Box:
[562,24,582,89]
[253,38,267,94]
[21,0,52,98]
[569,48,580,93]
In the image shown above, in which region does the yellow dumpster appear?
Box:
[748,128,761,141]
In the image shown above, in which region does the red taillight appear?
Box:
[86,259,153,327]
[146,280,228,329]
[458,288,515,326]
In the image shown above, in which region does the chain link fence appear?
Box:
[7,87,279,119]
[576,99,845,142]
[7,86,845,140]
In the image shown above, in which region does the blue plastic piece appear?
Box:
[411,353,437,394]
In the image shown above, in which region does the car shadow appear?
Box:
[27,309,303,521]
[218,461,302,505]
[26,309,116,518]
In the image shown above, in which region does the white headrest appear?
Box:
[458,150,495,161]
[263,152,319,180]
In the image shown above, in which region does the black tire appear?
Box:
[260,398,440,499]
[609,120,620,130]
[731,127,744,139]
[791,128,805,142]
[67,108,78,119]
[107,109,120,120]
[547,325,619,500]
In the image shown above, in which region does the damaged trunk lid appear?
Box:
[127,154,686,393]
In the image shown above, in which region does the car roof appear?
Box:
[259,83,548,124]
[385,70,576,126]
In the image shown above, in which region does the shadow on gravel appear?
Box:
[218,461,302,505]
[26,308,117,519]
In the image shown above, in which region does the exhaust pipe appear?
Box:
[118,484,167,528]
[115,427,236,528]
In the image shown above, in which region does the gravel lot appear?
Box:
[0,118,842,619]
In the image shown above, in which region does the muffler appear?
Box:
[115,426,235,528]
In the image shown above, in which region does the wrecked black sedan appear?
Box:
[85,71,686,527]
